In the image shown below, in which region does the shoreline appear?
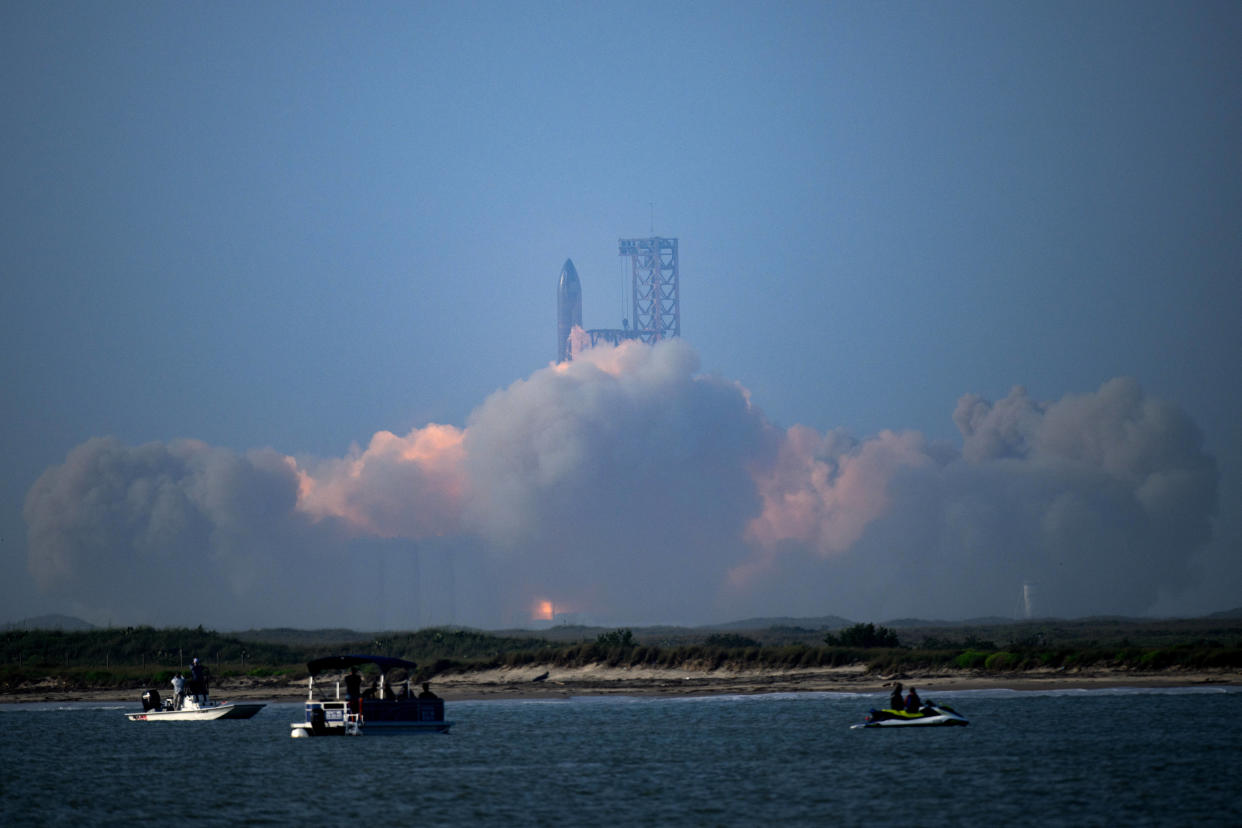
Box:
[3,664,1238,704]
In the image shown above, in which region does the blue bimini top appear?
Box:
[306,654,418,676]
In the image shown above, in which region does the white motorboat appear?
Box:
[125,689,265,721]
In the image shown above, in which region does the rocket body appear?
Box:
[556,259,582,363]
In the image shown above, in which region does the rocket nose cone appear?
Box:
[558,259,580,294]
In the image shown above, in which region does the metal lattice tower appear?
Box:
[618,237,679,343]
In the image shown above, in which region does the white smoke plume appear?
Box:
[732,377,1217,619]
[23,437,326,624]
[24,342,1218,628]
[296,424,467,539]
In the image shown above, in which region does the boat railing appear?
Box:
[303,699,363,734]
[306,675,445,720]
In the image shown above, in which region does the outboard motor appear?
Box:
[142,689,162,712]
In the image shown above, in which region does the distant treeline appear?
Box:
[0,626,558,688]
[2,622,1240,691]
[496,624,1242,673]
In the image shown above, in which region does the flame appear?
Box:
[532,599,555,621]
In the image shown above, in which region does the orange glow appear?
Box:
[548,336,646,377]
[733,427,933,588]
[292,422,467,538]
[533,600,555,621]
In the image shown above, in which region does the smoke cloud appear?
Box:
[24,341,1218,628]
[732,377,1217,620]
[23,437,323,624]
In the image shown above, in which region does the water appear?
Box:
[2,688,1240,826]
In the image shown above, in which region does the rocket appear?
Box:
[556,258,582,363]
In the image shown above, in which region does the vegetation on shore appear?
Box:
[4,617,1241,694]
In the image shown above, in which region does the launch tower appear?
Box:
[556,236,680,362]
[618,236,680,344]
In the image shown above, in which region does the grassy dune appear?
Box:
[3,616,1240,693]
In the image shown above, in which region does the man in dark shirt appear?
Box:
[344,667,363,713]
[190,658,208,703]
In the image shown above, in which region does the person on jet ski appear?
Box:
[904,686,922,713]
[889,682,904,711]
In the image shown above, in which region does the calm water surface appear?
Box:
[2,688,1239,826]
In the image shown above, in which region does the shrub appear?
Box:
[705,633,760,648]
[769,645,807,667]
[1062,651,1091,668]
[954,650,989,670]
[1037,651,1065,668]
[984,651,1017,671]
[824,623,901,648]
[1196,648,1242,669]
[596,629,635,648]
[1139,649,1174,670]
[503,651,537,667]
[630,646,657,666]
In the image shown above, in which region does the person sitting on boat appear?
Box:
[362,678,379,700]
[904,686,922,713]
[418,682,439,700]
[171,673,185,710]
[344,667,363,713]
[889,682,903,711]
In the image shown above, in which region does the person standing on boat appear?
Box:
[190,657,208,704]
[171,673,185,710]
[344,667,363,713]
[418,682,439,699]
[889,682,903,711]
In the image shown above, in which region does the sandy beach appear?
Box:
[4,663,1238,704]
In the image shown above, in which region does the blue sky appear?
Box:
[3,1,1239,629]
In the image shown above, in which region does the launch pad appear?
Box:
[556,236,680,363]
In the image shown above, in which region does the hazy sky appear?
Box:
[3,1,1239,630]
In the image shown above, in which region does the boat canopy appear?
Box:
[306,654,418,676]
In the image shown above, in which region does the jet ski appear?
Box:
[851,701,968,729]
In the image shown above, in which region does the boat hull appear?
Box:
[851,704,968,729]
[291,719,453,736]
[126,703,265,721]
[358,719,453,734]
